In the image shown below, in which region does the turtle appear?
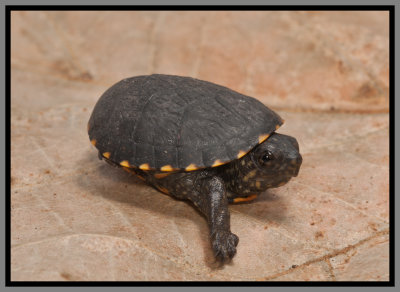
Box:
[88,74,302,263]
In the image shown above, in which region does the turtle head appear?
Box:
[249,132,302,189]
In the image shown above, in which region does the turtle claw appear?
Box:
[211,230,239,263]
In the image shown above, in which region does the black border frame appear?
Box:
[5,4,395,287]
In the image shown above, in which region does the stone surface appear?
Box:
[329,233,390,281]
[10,11,389,281]
[270,261,334,281]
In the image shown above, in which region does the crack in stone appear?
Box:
[12,60,96,85]
[10,165,100,192]
[147,12,165,74]
[30,191,74,235]
[11,232,212,279]
[29,136,57,170]
[298,15,388,101]
[324,258,336,281]
[44,12,91,81]
[11,63,107,86]
[12,232,76,249]
[97,195,139,234]
[171,219,188,252]
[191,15,207,77]
[257,229,389,281]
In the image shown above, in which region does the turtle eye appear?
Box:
[261,151,274,163]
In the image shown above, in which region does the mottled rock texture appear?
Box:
[11,11,389,281]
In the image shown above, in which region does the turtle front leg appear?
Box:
[189,176,239,263]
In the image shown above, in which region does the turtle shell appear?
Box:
[88,74,283,171]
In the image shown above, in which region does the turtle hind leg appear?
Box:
[188,176,239,263]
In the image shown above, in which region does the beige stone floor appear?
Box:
[10,11,389,281]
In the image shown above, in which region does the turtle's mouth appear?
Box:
[256,167,299,187]
[286,155,302,177]
[291,166,300,177]
[283,166,300,178]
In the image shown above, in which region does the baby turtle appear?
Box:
[88,74,302,263]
